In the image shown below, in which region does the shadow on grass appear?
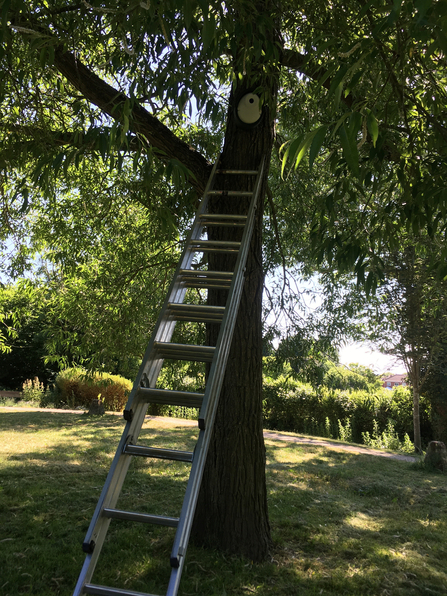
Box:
[1,412,446,595]
[263,441,447,596]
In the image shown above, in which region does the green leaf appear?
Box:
[359,0,375,18]
[202,13,215,51]
[309,125,328,169]
[365,271,375,296]
[184,0,195,30]
[20,188,29,213]
[280,136,302,177]
[332,112,351,136]
[415,0,432,22]
[328,65,348,98]
[52,152,65,172]
[348,112,362,138]
[367,112,379,147]
[339,124,360,178]
[333,82,343,113]
[293,133,315,170]
[1,0,10,33]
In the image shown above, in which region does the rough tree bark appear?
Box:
[413,386,422,453]
[191,76,277,559]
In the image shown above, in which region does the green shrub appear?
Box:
[53,367,132,411]
[362,420,414,453]
[262,376,432,446]
[338,417,353,442]
[22,377,46,403]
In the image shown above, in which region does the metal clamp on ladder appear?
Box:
[72,156,265,596]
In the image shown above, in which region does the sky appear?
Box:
[338,342,406,375]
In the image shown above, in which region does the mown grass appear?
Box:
[1,409,446,596]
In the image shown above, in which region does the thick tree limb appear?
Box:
[53,48,211,194]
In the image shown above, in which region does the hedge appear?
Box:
[262,376,432,445]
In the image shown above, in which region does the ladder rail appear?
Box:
[124,159,220,412]
[198,156,264,432]
[73,397,153,596]
[73,156,266,596]
[166,157,266,582]
[74,160,221,594]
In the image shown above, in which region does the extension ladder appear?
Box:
[72,156,265,596]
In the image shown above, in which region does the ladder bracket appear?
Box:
[82,540,95,554]
[123,409,133,422]
[122,435,134,454]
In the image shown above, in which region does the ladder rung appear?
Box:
[168,303,225,323]
[84,583,160,596]
[179,273,232,289]
[199,214,247,227]
[189,239,240,253]
[137,387,204,408]
[216,169,258,175]
[208,190,253,196]
[179,270,233,289]
[103,508,179,527]
[180,270,233,278]
[123,444,194,462]
[154,342,215,362]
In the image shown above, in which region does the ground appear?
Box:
[0,406,416,462]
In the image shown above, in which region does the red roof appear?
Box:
[382,374,407,383]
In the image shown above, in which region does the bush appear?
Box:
[362,420,414,453]
[323,362,380,392]
[52,367,133,411]
[22,377,46,403]
[262,376,432,446]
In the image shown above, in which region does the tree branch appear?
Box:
[281,48,354,108]
[52,48,211,194]
[1,124,147,154]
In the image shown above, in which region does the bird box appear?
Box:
[235,93,262,129]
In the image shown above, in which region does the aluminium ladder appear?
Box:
[72,156,265,596]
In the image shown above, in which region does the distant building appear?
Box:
[382,374,408,389]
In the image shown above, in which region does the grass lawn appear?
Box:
[1,409,446,596]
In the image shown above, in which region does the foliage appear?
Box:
[421,343,447,444]
[21,376,46,403]
[337,417,353,443]
[362,419,414,454]
[0,281,55,388]
[52,367,132,411]
[0,178,186,375]
[280,0,447,287]
[323,361,381,392]
[263,375,431,447]
[314,233,447,452]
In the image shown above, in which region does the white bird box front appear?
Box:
[235,93,262,128]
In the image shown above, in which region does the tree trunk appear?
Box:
[413,385,422,453]
[191,80,276,560]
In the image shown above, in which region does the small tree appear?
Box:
[358,240,447,452]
